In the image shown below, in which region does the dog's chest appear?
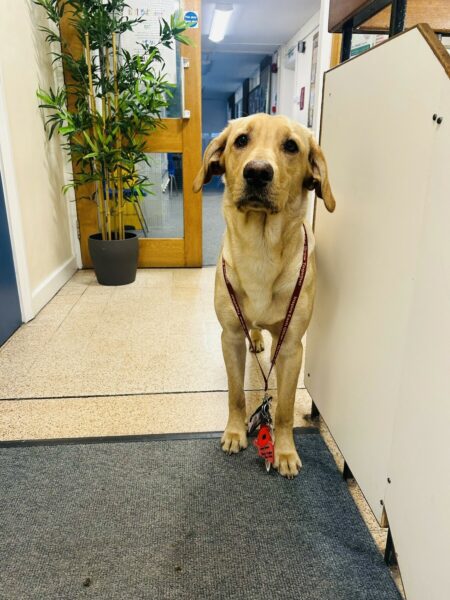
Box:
[242,293,284,329]
[238,263,290,328]
[227,247,314,330]
[222,215,313,329]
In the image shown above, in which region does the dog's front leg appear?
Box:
[220,328,248,454]
[274,338,303,478]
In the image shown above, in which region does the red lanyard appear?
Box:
[222,224,309,392]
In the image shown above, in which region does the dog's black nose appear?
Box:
[243,161,274,186]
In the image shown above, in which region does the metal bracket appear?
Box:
[310,400,320,420]
[341,19,353,62]
[384,528,398,566]
[389,0,407,36]
[343,461,354,481]
[182,57,190,119]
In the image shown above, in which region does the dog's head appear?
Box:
[193,113,335,214]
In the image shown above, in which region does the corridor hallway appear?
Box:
[0,268,404,596]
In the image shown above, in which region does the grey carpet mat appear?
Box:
[0,431,401,600]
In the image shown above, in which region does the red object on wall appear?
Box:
[299,86,305,110]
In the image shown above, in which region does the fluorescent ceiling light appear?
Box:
[209,4,233,43]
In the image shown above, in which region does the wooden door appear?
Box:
[62,0,202,268]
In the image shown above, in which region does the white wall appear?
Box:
[275,1,333,138]
[276,12,320,125]
[314,0,333,138]
[0,0,79,320]
[275,5,332,223]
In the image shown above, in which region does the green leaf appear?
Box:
[35,3,192,204]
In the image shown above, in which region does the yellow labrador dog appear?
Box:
[194,113,335,478]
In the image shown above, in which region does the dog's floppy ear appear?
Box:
[306,137,336,213]
[193,126,230,192]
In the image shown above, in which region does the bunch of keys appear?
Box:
[248,394,275,472]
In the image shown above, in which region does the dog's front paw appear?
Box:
[249,329,264,353]
[274,443,302,479]
[221,426,248,454]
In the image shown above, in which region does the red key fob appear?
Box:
[253,425,274,464]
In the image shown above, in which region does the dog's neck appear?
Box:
[222,192,307,306]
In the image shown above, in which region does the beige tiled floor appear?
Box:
[0,389,314,440]
[0,268,295,398]
[0,268,404,597]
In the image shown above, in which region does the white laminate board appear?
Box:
[305,27,446,520]
[383,75,450,600]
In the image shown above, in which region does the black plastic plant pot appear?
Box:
[88,232,139,286]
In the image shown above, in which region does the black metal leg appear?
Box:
[310,400,320,420]
[389,0,407,36]
[343,460,354,481]
[384,528,398,566]
[340,20,353,62]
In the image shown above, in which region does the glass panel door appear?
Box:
[62,0,202,267]
[130,152,183,238]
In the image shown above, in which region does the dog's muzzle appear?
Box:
[237,160,278,212]
[236,193,278,213]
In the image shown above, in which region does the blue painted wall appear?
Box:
[0,174,21,345]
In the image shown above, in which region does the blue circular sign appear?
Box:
[184,11,199,28]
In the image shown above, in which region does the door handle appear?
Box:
[182,57,190,119]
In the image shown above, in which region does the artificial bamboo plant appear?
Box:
[35,0,191,241]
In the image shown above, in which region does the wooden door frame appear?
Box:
[60,0,202,268]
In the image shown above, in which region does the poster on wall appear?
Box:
[121,0,178,84]
[350,33,388,57]
[299,86,305,110]
[307,32,319,128]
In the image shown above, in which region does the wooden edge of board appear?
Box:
[416,23,450,79]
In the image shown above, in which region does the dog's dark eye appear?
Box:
[235,134,249,148]
[283,139,299,154]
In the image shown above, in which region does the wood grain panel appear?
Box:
[330,34,343,67]
[137,238,184,267]
[142,119,183,152]
[329,0,377,32]
[181,0,203,267]
[359,0,450,33]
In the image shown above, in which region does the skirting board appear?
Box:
[31,256,77,318]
